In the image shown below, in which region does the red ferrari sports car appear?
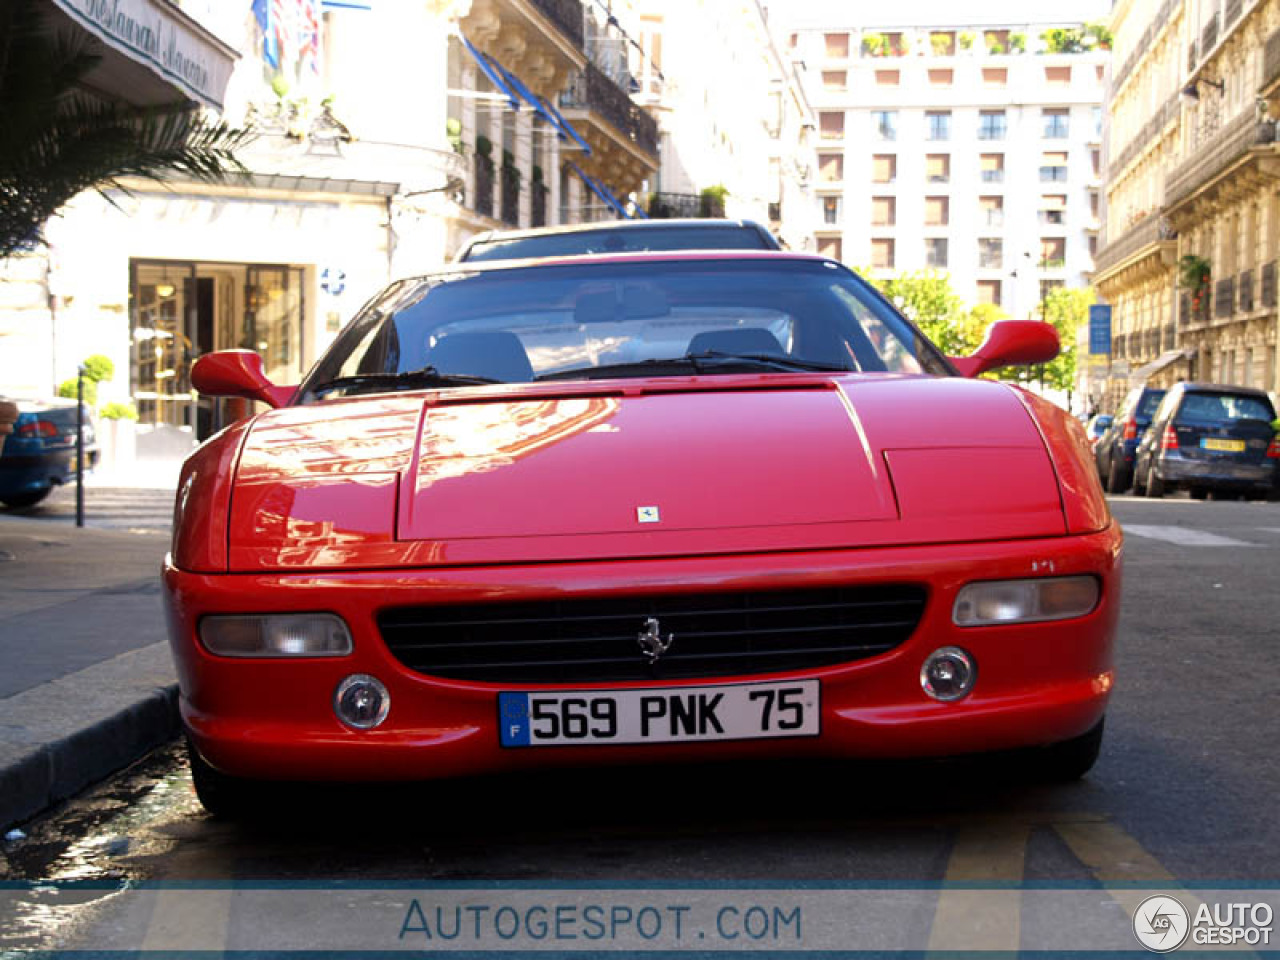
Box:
[166,252,1120,815]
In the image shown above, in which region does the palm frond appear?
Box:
[0,2,250,258]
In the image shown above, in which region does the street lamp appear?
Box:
[1181,77,1224,101]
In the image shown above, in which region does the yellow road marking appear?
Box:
[927,822,1030,951]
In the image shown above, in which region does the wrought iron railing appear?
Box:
[1225,0,1243,28]
[529,0,584,49]
[562,61,659,158]
[1165,110,1276,210]
[1162,324,1177,351]
[1179,292,1191,328]
[474,154,494,218]
[1108,93,1180,179]
[1188,39,1198,73]
[1092,214,1176,277]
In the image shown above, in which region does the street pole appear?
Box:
[75,364,84,528]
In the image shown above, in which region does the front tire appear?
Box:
[1190,487,1208,500]
[1031,718,1105,782]
[1145,468,1164,498]
[187,739,257,818]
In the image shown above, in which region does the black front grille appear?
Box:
[378,585,928,684]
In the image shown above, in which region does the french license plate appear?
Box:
[497,679,820,748]
[1201,437,1245,452]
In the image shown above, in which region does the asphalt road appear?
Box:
[3,495,1279,950]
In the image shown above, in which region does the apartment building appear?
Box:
[0,0,659,461]
[1095,0,1280,408]
[782,5,1108,317]
[635,0,818,250]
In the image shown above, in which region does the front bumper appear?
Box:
[164,526,1123,781]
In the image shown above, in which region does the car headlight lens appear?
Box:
[952,576,1100,626]
[199,614,353,657]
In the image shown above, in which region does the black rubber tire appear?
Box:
[1031,718,1105,782]
[188,739,258,818]
[1105,457,1128,494]
[1190,487,1208,500]
[1,486,52,508]
[1145,469,1164,498]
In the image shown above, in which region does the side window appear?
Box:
[1153,391,1179,424]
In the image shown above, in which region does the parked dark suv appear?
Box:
[1094,385,1167,493]
[455,219,782,262]
[1134,383,1279,500]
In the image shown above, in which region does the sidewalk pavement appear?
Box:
[0,511,178,830]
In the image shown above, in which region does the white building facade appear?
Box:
[782,7,1109,317]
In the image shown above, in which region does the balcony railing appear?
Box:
[1162,324,1177,351]
[1165,110,1276,210]
[1264,29,1280,92]
[562,61,659,158]
[1113,0,1178,91]
[1239,268,1254,311]
[1108,92,1179,179]
[1215,277,1235,318]
[529,0,584,49]
[1092,214,1176,277]
[1225,0,1243,29]
[1262,261,1277,308]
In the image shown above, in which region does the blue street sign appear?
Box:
[321,267,346,296]
[1089,304,1112,355]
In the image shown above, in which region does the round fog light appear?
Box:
[921,647,976,702]
[334,674,390,729]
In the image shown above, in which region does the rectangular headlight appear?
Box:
[199,614,353,657]
[953,576,1100,626]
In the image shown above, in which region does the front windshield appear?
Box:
[299,259,951,402]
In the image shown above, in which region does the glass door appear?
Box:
[131,261,196,430]
[246,265,306,387]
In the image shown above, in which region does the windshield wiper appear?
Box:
[311,366,503,397]
[535,357,707,381]
[685,350,849,373]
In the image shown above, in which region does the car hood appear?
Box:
[228,375,1073,570]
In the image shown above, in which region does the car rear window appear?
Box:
[461,226,774,262]
[1137,390,1166,418]
[1175,392,1275,424]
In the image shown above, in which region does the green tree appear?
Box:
[0,2,250,258]
[859,269,988,356]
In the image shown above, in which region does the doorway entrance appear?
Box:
[129,260,306,451]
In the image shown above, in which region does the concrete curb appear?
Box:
[0,687,179,832]
[0,645,180,831]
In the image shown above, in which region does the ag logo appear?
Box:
[1133,895,1190,952]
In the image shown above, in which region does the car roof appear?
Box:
[1173,382,1273,397]
[455,219,780,261]
[413,249,838,281]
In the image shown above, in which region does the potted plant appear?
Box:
[699,184,729,218]
[1010,32,1026,53]
[959,31,975,51]
[475,135,494,169]
[446,117,464,155]
[1179,254,1211,314]
[862,32,886,57]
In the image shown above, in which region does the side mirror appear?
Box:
[948,321,1060,378]
[191,350,296,408]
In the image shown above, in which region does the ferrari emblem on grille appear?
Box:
[637,617,674,663]
[637,506,660,523]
